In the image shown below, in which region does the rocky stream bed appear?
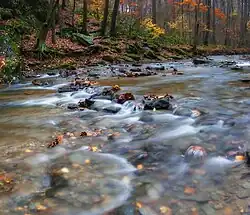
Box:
[0,55,250,215]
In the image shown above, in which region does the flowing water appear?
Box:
[0,56,250,215]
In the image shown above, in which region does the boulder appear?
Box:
[117,93,135,104]
[58,85,79,93]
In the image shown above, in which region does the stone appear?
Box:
[193,58,212,65]
[201,204,216,215]
[58,85,78,93]
[117,93,135,104]
[143,98,173,111]
[67,103,78,110]
[78,99,95,108]
[236,189,250,199]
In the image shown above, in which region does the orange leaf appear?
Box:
[184,186,196,195]
[223,207,233,215]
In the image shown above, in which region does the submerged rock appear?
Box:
[78,99,95,108]
[184,145,207,164]
[58,85,79,93]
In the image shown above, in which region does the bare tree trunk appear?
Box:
[193,0,201,51]
[51,2,57,44]
[152,0,157,24]
[62,0,67,9]
[211,0,216,44]
[110,0,120,36]
[204,0,211,45]
[101,0,109,36]
[72,0,76,27]
[82,0,88,34]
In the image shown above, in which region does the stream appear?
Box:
[0,55,250,215]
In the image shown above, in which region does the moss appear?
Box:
[125,53,141,61]
[102,54,116,62]
[119,55,134,62]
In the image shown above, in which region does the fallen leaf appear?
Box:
[235,155,245,161]
[184,186,196,195]
[223,207,233,215]
[60,167,70,173]
[85,159,91,164]
[136,202,142,208]
[191,207,199,215]
[36,204,47,211]
[160,206,172,215]
[137,164,144,170]
[25,149,32,153]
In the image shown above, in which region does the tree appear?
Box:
[152,0,157,24]
[110,0,120,36]
[193,0,201,51]
[204,0,211,45]
[35,0,59,50]
[62,0,67,9]
[101,0,109,36]
[82,0,88,34]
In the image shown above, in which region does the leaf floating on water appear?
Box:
[191,207,199,215]
[47,134,64,148]
[25,149,33,153]
[137,164,144,170]
[235,155,245,161]
[160,206,172,215]
[60,167,70,173]
[35,203,47,211]
[85,159,91,164]
[136,202,142,209]
[184,186,196,195]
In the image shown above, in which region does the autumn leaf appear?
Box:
[184,186,196,195]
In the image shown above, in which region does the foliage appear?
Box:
[0,56,20,84]
[141,18,165,38]
[89,0,104,19]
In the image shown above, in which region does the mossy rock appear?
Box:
[0,8,13,20]
[125,53,141,61]
[170,55,184,60]
[52,62,76,70]
[88,44,110,54]
[102,54,116,62]
[143,50,158,60]
[126,42,143,54]
[99,40,112,46]
[119,55,134,62]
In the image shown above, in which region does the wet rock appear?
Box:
[103,105,121,113]
[117,93,135,104]
[78,99,95,108]
[193,58,212,65]
[130,68,142,72]
[146,65,165,70]
[132,63,142,67]
[201,204,216,215]
[143,95,173,111]
[59,70,77,78]
[88,71,99,77]
[184,145,207,163]
[236,189,250,199]
[173,107,203,118]
[58,85,79,93]
[47,71,57,76]
[32,79,43,86]
[231,66,243,71]
[67,103,79,110]
[179,192,210,203]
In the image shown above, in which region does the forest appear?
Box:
[0,0,250,81]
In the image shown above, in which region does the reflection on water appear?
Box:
[0,56,250,215]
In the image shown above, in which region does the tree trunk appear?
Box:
[204,0,211,45]
[193,0,201,51]
[35,0,59,50]
[51,2,57,44]
[101,0,109,36]
[82,0,88,34]
[211,0,216,44]
[152,0,157,24]
[72,0,76,27]
[62,0,67,9]
[110,0,120,37]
